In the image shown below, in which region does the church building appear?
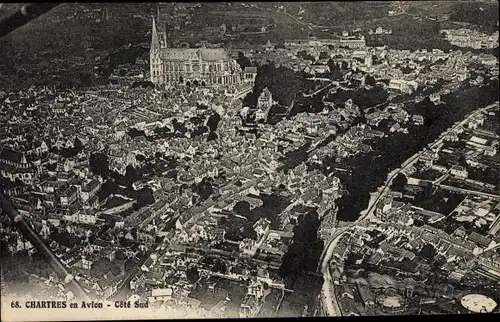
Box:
[149,17,255,87]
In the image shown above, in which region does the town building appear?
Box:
[388,79,419,94]
[450,165,468,179]
[255,88,275,122]
[0,147,34,184]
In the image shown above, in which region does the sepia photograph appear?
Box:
[0,1,499,320]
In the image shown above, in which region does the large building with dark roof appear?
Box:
[149,17,255,87]
[0,146,34,184]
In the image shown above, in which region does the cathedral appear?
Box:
[149,17,255,87]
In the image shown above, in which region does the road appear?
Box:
[318,226,351,316]
[303,81,337,98]
[317,102,498,316]
[307,77,334,82]
[436,183,500,200]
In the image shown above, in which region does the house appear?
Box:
[59,185,78,207]
[376,197,393,216]
[239,238,256,256]
[412,115,424,125]
[263,40,274,51]
[367,252,384,266]
[0,147,34,184]
[0,147,30,168]
[148,288,173,303]
[78,255,97,270]
[388,79,418,94]
[83,195,99,211]
[253,218,270,240]
[90,239,109,253]
[124,245,140,258]
[102,247,116,261]
[468,232,494,249]
[334,242,348,261]
[366,115,382,127]
[137,227,156,245]
[467,114,484,129]
[244,66,257,82]
[389,122,401,133]
[141,257,155,272]
[337,284,355,300]
[240,279,265,317]
[26,140,49,156]
[450,165,468,178]
[306,64,330,75]
[484,145,497,156]
[95,275,120,300]
[81,180,101,202]
[420,150,437,166]
[356,282,375,308]
[65,211,97,225]
[255,87,274,122]
[339,295,360,316]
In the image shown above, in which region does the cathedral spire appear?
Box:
[151,16,159,49]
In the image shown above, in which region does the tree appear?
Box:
[279,211,323,282]
[202,256,215,267]
[207,112,221,132]
[135,154,146,163]
[365,75,376,87]
[50,230,81,248]
[74,137,83,150]
[124,258,138,273]
[318,51,330,60]
[89,152,110,178]
[137,187,154,207]
[419,243,437,261]
[458,153,467,166]
[14,177,24,186]
[98,179,117,201]
[127,127,145,138]
[391,173,408,192]
[236,52,251,70]
[296,50,308,60]
[327,59,342,81]
[124,165,138,186]
[242,223,257,240]
[192,178,215,201]
[234,201,251,217]
[416,182,435,203]
[242,63,306,108]
[90,258,121,278]
[186,266,200,284]
[211,259,227,274]
[207,131,218,141]
[275,39,286,49]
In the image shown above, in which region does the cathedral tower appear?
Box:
[150,16,163,84]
